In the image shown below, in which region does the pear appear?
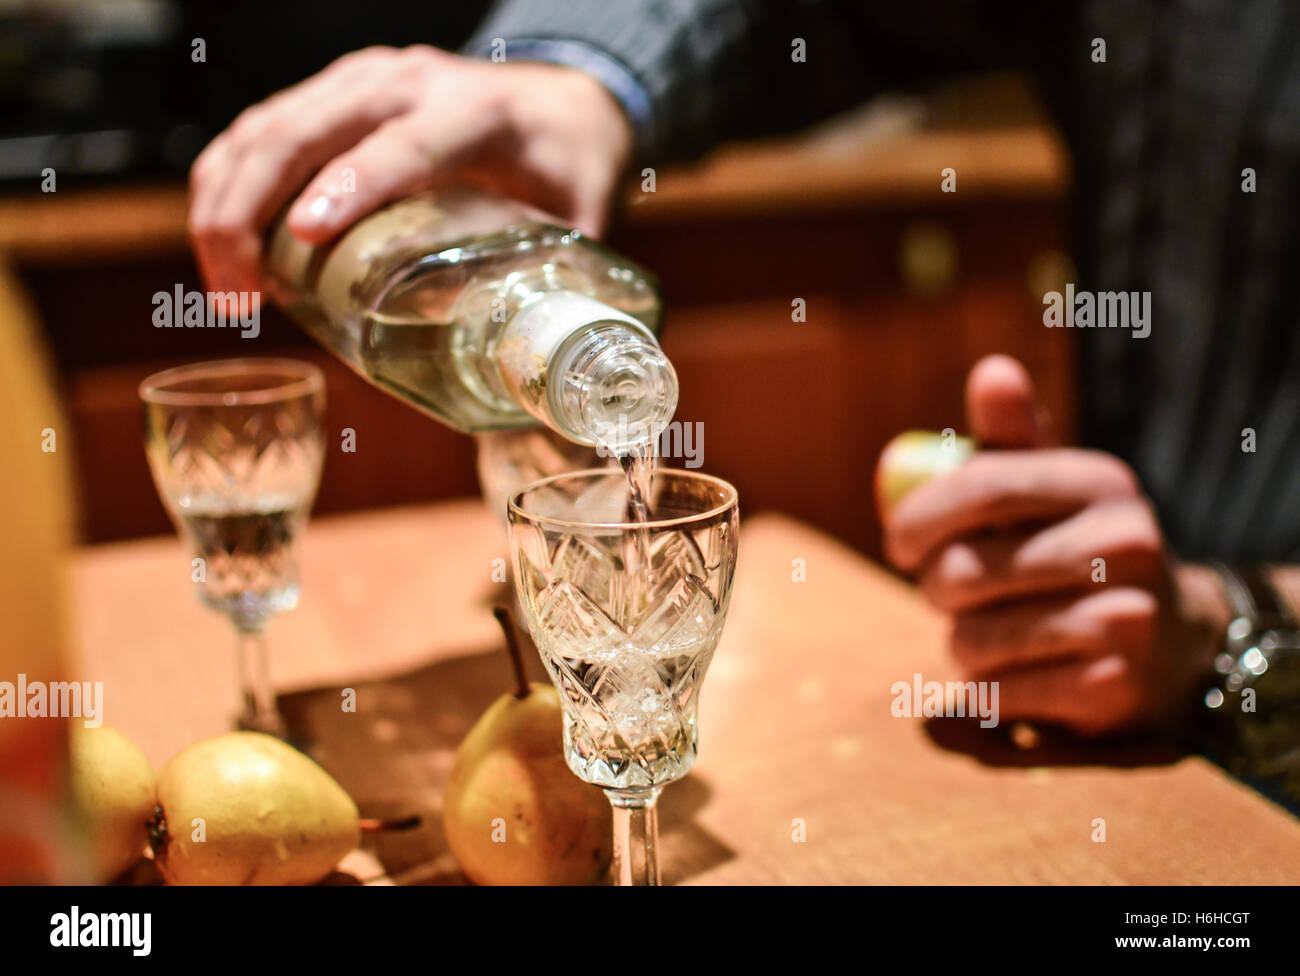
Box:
[154,732,359,885]
[876,429,975,515]
[68,725,156,881]
[443,608,612,885]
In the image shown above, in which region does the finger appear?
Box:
[886,449,1139,571]
[207,114,406,291]
[965,354,1053,448]
[188,134,239,291]
[951,587,1158,678]
[918,497,1165,612]
[568,164,617,238]
[187,46,416,292]
[991,653,1142,736]
[192,99,414,294]
[284,103,502,243]
[570,202,607,239]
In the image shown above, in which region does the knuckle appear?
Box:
[962,455,1027,517]
[401,43,443,66]
[1100,588,1158,647]
[197,218,248,248]
[933,541,983,588]
[1105,501,1165,574]
[368,115,420,153]
[396,46,449,89]
[257,117,310,156]
[377,111,419,135]
[185,210,208,240]
[920,560,976,613]
[187,207,222,241]
[338,45,398,69]
[1080,654,1143,731]
[1088,451,1141,497]
[187,161,208,197]
[230,106,270,142]
[189,138,226,186]
[472,77,515,126]
[189,146,212,179]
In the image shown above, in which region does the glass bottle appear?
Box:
[265,188,677,456]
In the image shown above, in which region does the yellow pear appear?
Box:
[876,429,975,514]
[443,607,611,885]
[68,725,156,881]
[154,732,359,885]
[444,683,612,885]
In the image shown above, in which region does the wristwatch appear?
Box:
[1207,563,1300,796]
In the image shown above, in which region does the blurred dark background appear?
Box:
[1,0,1077,559]
[0,1,491,189]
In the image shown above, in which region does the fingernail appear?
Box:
[293,194,334,226]
[309,194,333,219]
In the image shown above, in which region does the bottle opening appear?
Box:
[548,322,678,453]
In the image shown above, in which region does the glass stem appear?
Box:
[236,627,282,736]
[606,787,662,886]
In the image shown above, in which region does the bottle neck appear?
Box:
[495,290,677,451]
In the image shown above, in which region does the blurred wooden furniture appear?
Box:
[4,111,1075,559]
[73,501,1300,884]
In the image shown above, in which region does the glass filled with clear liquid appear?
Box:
[509,468,739,884]
[140,358,325,735]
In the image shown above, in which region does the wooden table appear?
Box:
[72,501,1300,884]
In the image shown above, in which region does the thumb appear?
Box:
[965,354,1053,448]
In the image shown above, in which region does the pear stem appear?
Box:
[358,815,422,833]
[146,805,167,857]
[493,604,532,699]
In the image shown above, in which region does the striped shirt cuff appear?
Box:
[465,37,655,160]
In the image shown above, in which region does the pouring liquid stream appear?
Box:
[618,445,659,594]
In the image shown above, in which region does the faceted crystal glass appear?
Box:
[509,469,739,884]
[140,358,325,735]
